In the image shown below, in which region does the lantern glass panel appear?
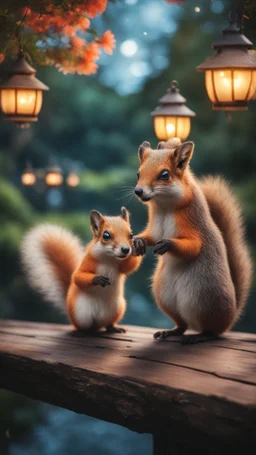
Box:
[154,116,167,140]
[251,71,256,99]
[205,71,217,102]
[206,69,256,104]
[165,117,177,139]
[233,70,253,100]
[1,89,16,114]
[154,116,191,141]
[17,90,37,115]
[35,91,43,115]
[177,117,191,141]
[214,70,232,102]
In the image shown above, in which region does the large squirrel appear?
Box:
[133,138,252,344]
[21,207,141,333]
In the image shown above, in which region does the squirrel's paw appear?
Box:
[106,325,126,333]
[93,275,111,287]
[133,237,147,256]
[154,327,186,339]
[153,239,174,255]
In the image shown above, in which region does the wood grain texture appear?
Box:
[0,320,255,452]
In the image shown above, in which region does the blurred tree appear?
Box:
[0,0,115,75]
[1,1,256,454]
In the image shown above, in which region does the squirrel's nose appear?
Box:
[121,246,130,255]
[134,187,143,198]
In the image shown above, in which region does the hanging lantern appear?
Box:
[21,163,36,186]
[45,163,63,187]
[151,81,196,142]
[0,53,49,128]
[66,172,80,188]
[197,22,256,111]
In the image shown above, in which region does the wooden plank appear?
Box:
[0,320,255,451]
[2,318,256,346]
[1,321,256,382]
[1,324,255,385]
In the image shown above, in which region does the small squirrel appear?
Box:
[21,207,141,333]
[133,138,252,344]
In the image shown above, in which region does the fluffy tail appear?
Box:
[199,176,252,320]
[21,224,84,310]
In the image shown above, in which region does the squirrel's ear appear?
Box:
[90,210,104,235]
[120,206,130,223]
[138,141,151,163]
[173,141,194,171]
[157,141,166,150]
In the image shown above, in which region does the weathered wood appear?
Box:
[0,320,255,452]
[153,434,178,455]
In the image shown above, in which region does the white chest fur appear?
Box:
[74,261,125,330]
[96,262,119,283]
[150,209,176,242]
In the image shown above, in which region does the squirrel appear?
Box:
[21,207,141,334]
[133,138,252,344]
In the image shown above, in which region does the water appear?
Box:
[10,404,152,455]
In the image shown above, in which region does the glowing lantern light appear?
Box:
[21,163,36,186]
[66,172,80,187]
[0,53,49,128]
[45,163,63,187]
[197,21,256,111]
[151,80,196,142]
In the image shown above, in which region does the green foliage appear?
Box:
[40,212,91,240]
[79,168,134,192]
[0,2,256,452]
[0,178,34,226]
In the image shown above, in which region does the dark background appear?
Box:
[1,1,255,454]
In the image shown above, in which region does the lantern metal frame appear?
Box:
[151,80,196,141]
[197,5,256,111]
[0,53,49,127]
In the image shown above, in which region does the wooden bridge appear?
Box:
[0,319,255,454]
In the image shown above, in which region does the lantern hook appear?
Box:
[170,80,179,92]
[229,0,246,31]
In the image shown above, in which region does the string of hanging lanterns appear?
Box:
[0,0,255,137]
[21,162,80,188]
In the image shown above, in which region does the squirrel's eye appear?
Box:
[137,171,140,179]
[103,231,111,240]
[158,169,170,181]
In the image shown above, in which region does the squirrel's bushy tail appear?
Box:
[199,176,252,320]
[21,224,83,310]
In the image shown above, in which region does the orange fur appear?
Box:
[21,209,142,332]
[119,254,142,274]
[172,208,202,259]
[73,250,98,289]
[134,139,252,337]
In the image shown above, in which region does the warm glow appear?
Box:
[166,123,175,135]
[205,69,256,105]
[0,89,43,115]
[154,116,191,141]
[66,172,80,187]
[45,172,63,187]
[21,171,36,186]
